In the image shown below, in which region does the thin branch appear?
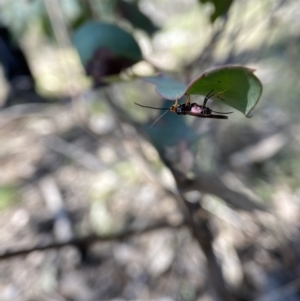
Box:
[0,220,185,260]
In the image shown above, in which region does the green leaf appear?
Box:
[0,186,19,210]
[186,66,263,117]
[72,21,143,66]
[144,66,263,117]
[199,0,234,23]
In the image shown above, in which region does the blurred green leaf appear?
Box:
[41,0,91,39]
[199,0,234,22]
[117,0,158,35]
[145,66,263,117]
[144,76,187,100]
[0,186,19,210]
[0,0,44,38]
[73,21,143,66]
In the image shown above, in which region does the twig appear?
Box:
[0,220,185,261]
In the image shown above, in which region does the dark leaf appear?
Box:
[73,21,142,66]
[86,47,136,86]
[73,21,142,85]
[117,0,159,35]
[199,0,234,22]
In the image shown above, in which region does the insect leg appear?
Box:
[203,89,215,107]
[184,94,190,106]
[170,97,179,113]
[211,109,233,114]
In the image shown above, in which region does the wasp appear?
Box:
[135,90,233,127]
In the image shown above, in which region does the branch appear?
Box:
[161,157,260,301]
[175,186,239,301]
[0,220,185,260]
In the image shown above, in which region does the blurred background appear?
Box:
[1,0,300,300]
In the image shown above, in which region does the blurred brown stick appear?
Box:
[0,220,185,260]
[163,158,250,301]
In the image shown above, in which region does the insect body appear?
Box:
[169,101,228,119]
[135,90,233,125]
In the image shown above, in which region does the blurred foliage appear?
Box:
[0,0,157,40]
[0,0,44,38]
[41,0,91,39]
[199,0,234,22]
[116,0,159,35]
[0,0,93,39]
[144,76,187,100]
[0,186,19,210]
[73,21,142,85]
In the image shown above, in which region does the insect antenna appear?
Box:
[211,109,233,114]
[134,102,170,129]
[134,102,170,110]
[149,110,170,129]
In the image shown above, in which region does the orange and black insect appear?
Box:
[135,90,233,127]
